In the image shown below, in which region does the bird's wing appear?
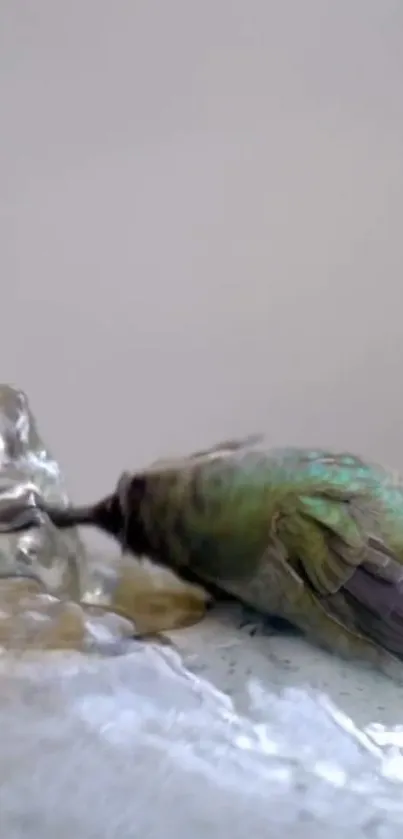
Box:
[280,483,403,660]
[288,489,382,594]
[268,448,400,595]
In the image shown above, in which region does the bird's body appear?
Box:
[42,436,403,680]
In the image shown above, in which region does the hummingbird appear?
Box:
[36,435,403,681]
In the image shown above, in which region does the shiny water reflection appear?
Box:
[0,383,209,647]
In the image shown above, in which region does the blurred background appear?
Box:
[1,0,403,505]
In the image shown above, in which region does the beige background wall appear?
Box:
[1,0,403,505]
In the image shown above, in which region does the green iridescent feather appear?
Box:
[132,438,403,678]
